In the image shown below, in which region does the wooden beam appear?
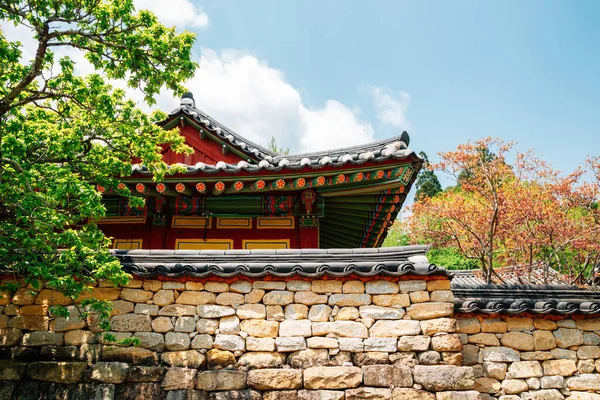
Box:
[195,182,207,195]
[155,183,180,196]
[175,183,193,196]
[212,181,226,195]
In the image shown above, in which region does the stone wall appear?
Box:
[0,276,480,400]
[457,315,600,399]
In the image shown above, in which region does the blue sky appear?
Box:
[181,0,599,188]
[6,0,597,189]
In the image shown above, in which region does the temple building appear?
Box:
[98,93,422,251]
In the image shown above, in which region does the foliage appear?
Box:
[0,1,196,328]
[407,137,600,284]
[414,151,442,201]
[267,135,289,156]
[427,247,479,270]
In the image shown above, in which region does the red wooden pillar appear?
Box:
[299,217,320,248]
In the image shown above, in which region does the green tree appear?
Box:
[414,151,442,201]
[267,135,290,156]
[0,0,196,329]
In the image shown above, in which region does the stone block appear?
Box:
[566,373,600,390]
[304,366,362,389]
[469,333,500,346]
[196,318,219,334]
[266,305,284,321]
[391,388,435,399]
[457,318,480,334]
[197,305,235,318]
[369,320,420,337]
[240,319,279,337]
[91,362,129,384]
[307,337,338,349]
[553,328,583,348]
[8,315,49,331]
[280,319,312,337]
[507,361,543,379]
[343,281,365,294]
[430,290,453,302]
[479,346,520,363]
[176,316,198,333]
[206,348,236,369]
[334,307,359,320]
[36,289,73,305]
[127,366,165,382]
[133,332,164,351]
[413,365,475,391]
[153,289,176,306]
[364,338,397,352]
[288,348,330,368]
[208,390,261,400]
[431,334,462,352]
[339,338,364,352]
[276,337,306,352]
[354,352,390,366]
[407,302,453,320]
[21,331,64,347]
[165,332,191,351]
[295,291,328,305]
[312,281,343,294]
[410,291,430,303]
[245,289,265,303]
[288,280,312,292]
[191,334,214,350]
[285,304,309,320]
[229,281,252,293]
[246,337,275,352]
[197,370,247,391]
[216,293,244,306]
[474,377,502,394]
[397,335,430,352]
[214,334,245,351]
[533,330,556,350]
[152,316,174,333]
[162,350,205,368]
[313,321,369,338]
[359,305,403,320]
[120,288,153,303]
[176,291,216,306]
[238,352,286,369]
[372,294,410,308]
[102,346,158,365]
[345,387,392,399]
[253,281,287,290]
[159,305,197,316]
[506,317,534,331]
[237,304,267,319]
[481,318,507,333]
[204,282,229,293]
[143,280,162,292]
[520,389,564,400]
[26,361,86,383]
[162,367,197,390]
[329,294,371,307]
[0,360,26,380]
[578,346,600,359]
[262,290,295,305]
[248,368,303,390]
[185,282,205,291]
[218,315,240,334]
[501,331,535,351]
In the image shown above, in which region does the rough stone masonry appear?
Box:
[0,273,482,399]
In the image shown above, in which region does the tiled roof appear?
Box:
[451,264,574,286]
[452,271,600,315]
[142,94,418,176]
[115,245,449,279]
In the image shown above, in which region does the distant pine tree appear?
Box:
[414,152,442,201]
[268,136,290,156]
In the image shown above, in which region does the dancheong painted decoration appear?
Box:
[97,93,422,250]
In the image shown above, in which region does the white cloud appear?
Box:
[1,20,383,154]
[171,49,375,152]
[299,101,374,152]
[368,86,410,129]
[133,0,209,28]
